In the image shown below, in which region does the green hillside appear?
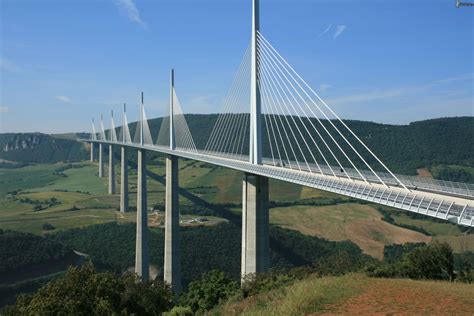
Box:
[1,117,473,180]
[0,133,88,163]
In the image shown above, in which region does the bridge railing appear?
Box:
[197,148,474,200]
[83,139,474,227]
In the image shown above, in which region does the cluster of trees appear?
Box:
[377,207,472,234]
[2,263,173,315]
[0,162,30,169]
[367,242,473,283]
[3,224,473,314]
[17,197,61,212]
[0,133,88,163]
[377,208,431,235]
[435,165,474,183]
[0,230,72,277]
[48,222,367,286]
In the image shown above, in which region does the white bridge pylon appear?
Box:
[87,20,474,228]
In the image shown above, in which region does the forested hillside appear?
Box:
[49,222,369,287]
[1,117,473,177]
[0,133,88,163]
[0,230,74,283]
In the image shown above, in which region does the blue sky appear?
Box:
[0,0,472,133]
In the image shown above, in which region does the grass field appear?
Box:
[0,159,471,257]
[270,204,431,259]
[389,211,474,252]
[213,274,474,315]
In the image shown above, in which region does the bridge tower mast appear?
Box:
[170,69,176,150]
[250,0,262,164]
[242,0,269,283]
[164,69,182,295]
[120,103,129,213]
[135,92,149,281]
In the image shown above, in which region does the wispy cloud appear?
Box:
[0,56,23,73]
[333,25,347,39]
[318,25,332,38]
[54,95,72,103]
[114,0,147,29]
[0,106,9,113]
[319,84,332,92]
[327,73,473,106]
[328,89,405,105]
[189,95,218,113]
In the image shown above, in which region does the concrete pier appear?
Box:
[164,155,181,294]
[98,143,104,178]
[90,142,94,162]
[241,173,269,283]
[108,145,116,194]
[120,146,128,213]
[135,149,149,280]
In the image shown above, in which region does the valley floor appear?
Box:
[214,274,474,315]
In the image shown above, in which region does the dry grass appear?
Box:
[212,274,474,315]
[270,204,431,259]
[416,168,433,178]
[213,274,366,316]
[321,276,474,315]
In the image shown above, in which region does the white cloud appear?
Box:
[54,95,72,103]
[319,84,332,92]
[0,106,9,113]
[333,25,347,39]
[328,88,405,105]
[326,73,473,107]
[189,95,219,113]
[0,56,22,73]
[114,0,147,29]
[318,25,332,38]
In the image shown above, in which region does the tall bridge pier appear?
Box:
[90,143,94,162]
[108,145,116,194]
[164,154,181,294]
[135,148,149,280]
[164,69,182,294]
[120,146,129,212]
[241,174,269,281]
[98,143,104,178]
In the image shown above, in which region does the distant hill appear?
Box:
[0,116,473,177]
[0,133,88,164]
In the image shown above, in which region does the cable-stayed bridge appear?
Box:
[82,0,473,294]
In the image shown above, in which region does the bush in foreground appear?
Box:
[366,242,457,281]
[179,270,239,314]
[3,262,173,315]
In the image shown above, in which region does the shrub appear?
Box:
[404,242,454,281]
[180,270,238,313]
[165,306,194,316]
[41,223,55,231]
[367,242,455,281]
[3,262,173,315]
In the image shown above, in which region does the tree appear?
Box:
[3,262,173,315]
[179,270,238,313]
[403,242,454,281]
[42,223,55,231]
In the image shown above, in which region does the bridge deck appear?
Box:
[84,140,474,227]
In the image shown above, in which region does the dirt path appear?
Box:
[318,278,474,315]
